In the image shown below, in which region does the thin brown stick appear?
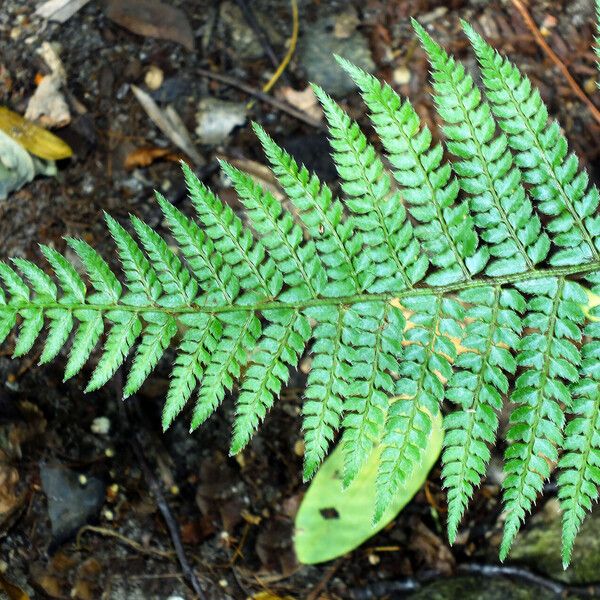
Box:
[195,66,324,129]
[76,525,174,559]
[510,0,600,126]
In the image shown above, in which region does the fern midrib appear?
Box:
[507,277,565,523]
[501,78,600,262]
[448,74,534,271]
[5,260,600,317]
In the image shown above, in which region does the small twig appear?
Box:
[76,525,174,559]
[130,434,208,600]
[119,382,209,600]
[234,0,290,83]
[510,0,600,126]
[307,558,342,600]
[195,66,324,129]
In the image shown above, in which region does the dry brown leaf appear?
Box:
[0,574,30,600]
[105,0,194,51]
[131,85,203,165]
[124,146,184,170]
[277,86,323,123]
[0,451,20,514]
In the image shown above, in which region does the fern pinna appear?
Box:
[2,19,600,565]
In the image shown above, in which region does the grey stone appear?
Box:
[510,499,600,585]
[297,13,375,97]
[40,463,104,544]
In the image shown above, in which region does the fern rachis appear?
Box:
[2,15,600,565]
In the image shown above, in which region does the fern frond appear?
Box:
[337,56,488,286]
[414,21,550,277]
[3,28,600,564]
[500,278,586,559]
[464,22,600,267]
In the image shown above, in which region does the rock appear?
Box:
[297,10,375,97]
[218,1,282,60]
[509,499,600,585]
[40,463,104,545]
[407,575,558,600]
[195,98,246,145]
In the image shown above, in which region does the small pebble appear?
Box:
[393,66,411,86]
[368,552,380,565]
[78,474,88,486]
[145,65,164,90]
[584,77,597,95]
[294,439,305,457]
[91,416,111,435]
[102,508,114,521]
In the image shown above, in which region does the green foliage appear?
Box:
[2,17,600,566]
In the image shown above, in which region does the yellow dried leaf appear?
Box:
[0,107,72,160]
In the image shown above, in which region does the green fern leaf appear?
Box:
[500,278,586,559]
[313,85,428,292]
[464,21,600,267]
[253,123,362,296]
[414,21,550,277]
[231,309,311,454]
[558,317,600,566]
[337,56,488,285]
[443,285,525,542]
[221,160,326,300]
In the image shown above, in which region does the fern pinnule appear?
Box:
[443,285,525,543]
[558,317,600,567]
[220,160,326,301]
[500,278,586,559]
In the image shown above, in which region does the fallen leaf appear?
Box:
[124,147,184,170]
[0,574,30,600]
[131,85,203,165]
[277,87,323,122]
[105,0,195,51]
[35,0,92,23]
[0,107,72,160]
[26,75,70,127]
